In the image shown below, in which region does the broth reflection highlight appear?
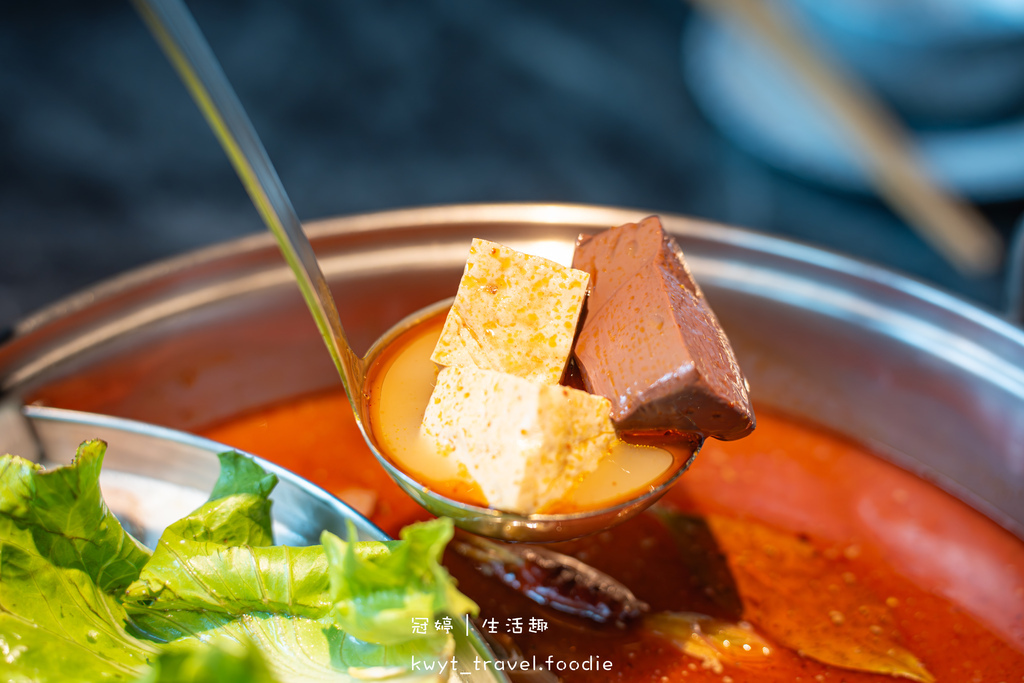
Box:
[202,395,1024,681]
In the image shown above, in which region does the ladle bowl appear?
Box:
[360,299,700,542]
[134,0,699,542]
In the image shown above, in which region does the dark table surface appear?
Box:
[3,0,1023,335]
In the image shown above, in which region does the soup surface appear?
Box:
[203,386,1024,681]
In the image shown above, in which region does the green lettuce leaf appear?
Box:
[0,442,151,592]
[124,522,332,623]
[124,472,326,621]
[136,632,455,683]
[124,516,464,681]
[324,519,479,645]
[169,492,276,549]
[124,454,475,681]
[131,612,452,683]
[0,451,158,682]
[189,451,278,547]
[0,541,158,682]
[1,446,477,683]
[136,638,279,683]
[208,451,279,503]
[125,518,476,645]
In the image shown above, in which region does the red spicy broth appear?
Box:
[201,395,1024,681]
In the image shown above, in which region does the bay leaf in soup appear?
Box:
[706,514,934,683]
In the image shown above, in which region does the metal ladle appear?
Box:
[133,0,698,542]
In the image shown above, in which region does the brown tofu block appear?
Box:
[572,216,755,441]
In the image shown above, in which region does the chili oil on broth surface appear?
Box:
[363,312,686,514]
[200,393,1024,682]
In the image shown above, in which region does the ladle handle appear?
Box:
[132,0,363,399]
[1008,214,1024,327]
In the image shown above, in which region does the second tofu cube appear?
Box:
[422,365,616,514]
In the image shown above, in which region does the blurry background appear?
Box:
[3,0,1024,333]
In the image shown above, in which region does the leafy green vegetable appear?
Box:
[124,495,472,680]
[125,451,324,619]
[124,510,332,623]
[0,441,151,592]
[124,515,474,647]
[0,444,479,683]
[136,639,278,683]
[181,450,279,546]
[167,492,276,548]
[122,452,475,680]
[130,613,452,683]
[124,510,469,680]
[208,451,279,503]
[324,519,479,645]
[125,470,476,645]
[0,448,158,682]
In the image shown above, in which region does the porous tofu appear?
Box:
[430,239,589,386]
[421,365,615,514]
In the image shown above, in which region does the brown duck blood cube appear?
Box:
[571,216,755,441]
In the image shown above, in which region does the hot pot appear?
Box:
[1,202,1022,541]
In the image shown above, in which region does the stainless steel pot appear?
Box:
[2,203,1022,538]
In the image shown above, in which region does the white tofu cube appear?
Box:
[421,365,616,514]
[430,239,589,386]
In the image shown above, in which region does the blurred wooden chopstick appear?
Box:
[690,0,1004,276]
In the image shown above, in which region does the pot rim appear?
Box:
[9,202,1023,346]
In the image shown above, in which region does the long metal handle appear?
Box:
[1007,215,1024,326]
[132,0,363,401]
